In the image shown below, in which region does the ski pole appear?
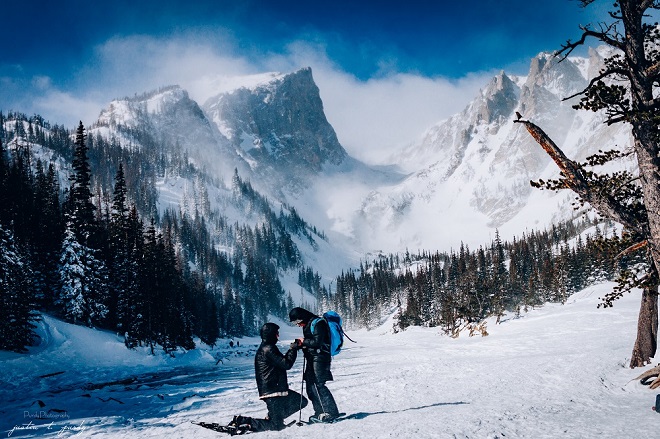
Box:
[297,355,306,426]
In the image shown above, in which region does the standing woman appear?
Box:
[289,307,341,423]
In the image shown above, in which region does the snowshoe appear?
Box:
[192,416,253,435]
[308,412,338,424]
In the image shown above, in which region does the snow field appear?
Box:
[1,283,659,438]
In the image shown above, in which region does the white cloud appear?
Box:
[32,89,102,127]
[31,75,52,90]
[5,33,492,164]
[312,68,490,164]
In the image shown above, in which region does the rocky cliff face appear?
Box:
[203,68,347,192]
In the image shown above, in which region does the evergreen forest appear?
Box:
[323,220,644,336]
[0,112,323,353]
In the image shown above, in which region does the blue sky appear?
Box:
[0,0,610,162]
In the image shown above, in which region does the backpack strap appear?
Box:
[309,317,331,353]
[339,326,357,343]
[309,317,323,333]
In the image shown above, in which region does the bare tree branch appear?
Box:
[616,240,649,260]
[640,0,657,11]
[562,69,631,101]
[562,67,632,102]
[556,24,625,61]
[514,118,648,237]
[607,115,629,125]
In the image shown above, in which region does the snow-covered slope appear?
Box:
[353,47,637,252]
[1,284,656,438]
[94,85,249,182]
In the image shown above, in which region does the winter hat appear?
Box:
[260,322,279,343]
[289,307,316,325]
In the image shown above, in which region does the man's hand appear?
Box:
[290,338,303,350]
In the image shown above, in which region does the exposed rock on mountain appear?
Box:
[203,67,347,192]
[356,49,635,251]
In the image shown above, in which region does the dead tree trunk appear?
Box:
[630,284,659,367]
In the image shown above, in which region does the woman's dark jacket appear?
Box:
[254,342,297,398]
[301,317,333,383]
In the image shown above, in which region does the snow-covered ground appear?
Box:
[1,283,658,438]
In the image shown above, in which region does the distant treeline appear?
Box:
[316,219,639,335]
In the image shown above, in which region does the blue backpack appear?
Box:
[310,311,355,356]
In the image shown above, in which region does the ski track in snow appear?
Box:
[1,283,659,438]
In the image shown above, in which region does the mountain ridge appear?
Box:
[353,48,636,252]
[8,47,636,276]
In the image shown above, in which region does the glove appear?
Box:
[290,339,303,350]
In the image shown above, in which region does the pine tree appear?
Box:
[110,164,140,331]
[0,138,9,227]
[137,219,159,353]
[32,161,62,309]
[58,223,109,326]
[5,135,35,245]
[67,122,96,245]
[0,223,39,352]
[490,230,508,322]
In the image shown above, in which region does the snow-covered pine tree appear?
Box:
[0,223,38,352]
[109,164,143,333]
[57,223,109,326]
[56,122,109,327]
[32,160,62,309]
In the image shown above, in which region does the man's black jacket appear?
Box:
[254,342,297,398]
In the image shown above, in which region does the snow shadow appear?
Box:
[1,363,254,438]
[347,401,469,420]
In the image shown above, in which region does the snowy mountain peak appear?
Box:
[352,47,633,252]
[82,48,630,257]
[201,71,287,97]
[89,66,353,214]
[523,51,586,101]
[203,67,347,192]
[196,68,318,101]
[475,70,519,125]
[96,85,193,128]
